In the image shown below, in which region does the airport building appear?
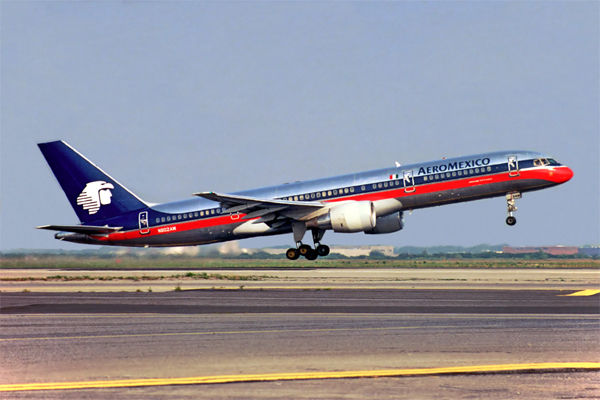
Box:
[578,247,600,257]
[502,246,579,255]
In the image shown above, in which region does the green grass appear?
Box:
[0,272,275,282]
[1,256,597,270]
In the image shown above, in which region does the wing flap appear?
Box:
[193,191,326,223]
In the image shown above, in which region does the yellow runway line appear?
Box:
[560,289,600,296]
[1,362,598,392]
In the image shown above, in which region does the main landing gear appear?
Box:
[505,192,521,226]
[286,225,330,261]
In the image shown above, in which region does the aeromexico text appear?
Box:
[417,158,491,176]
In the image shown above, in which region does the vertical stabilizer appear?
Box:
[38,141,147,223]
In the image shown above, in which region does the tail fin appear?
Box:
[38,140,147,223]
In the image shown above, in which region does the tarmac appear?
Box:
[0,268,598,399]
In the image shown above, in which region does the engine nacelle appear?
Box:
[307,201,376,233]
[365,211,404,234]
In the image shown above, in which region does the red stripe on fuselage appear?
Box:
[99,166,570,243]
[94,214,256,242]
[326,166,571,204]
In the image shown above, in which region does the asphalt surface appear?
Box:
[1,288,599,399]
[1,288,599,314]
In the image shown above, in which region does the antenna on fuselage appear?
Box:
[395,162,401,167]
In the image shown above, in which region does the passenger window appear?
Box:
[210,210,214,215]
[458,171,462,176]
[167,216,171,222]
[446,173,451,178]
[424,176,428,181]
[350,187,355,192]
[178,215,182,220]
[316,192,321,198]
[183,214,187,219]
[161,217,165,222]
[487,166,491,172]
[452,172,456,177]
[156,218,160,223]
[361,186,366,191]
[378,183,382,188]
[475,168,480,173]
[322,192,327,197]
[299,195,304,200]
[294,196,298,201]
[469,169,474,174]
[372,184,377,189]
[333,190,338,195]
[384,182,388,188]
[328,191,332,196]
[434,174,439,179]
[344,188,349,194]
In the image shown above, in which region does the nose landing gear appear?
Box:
[505,192,521,226]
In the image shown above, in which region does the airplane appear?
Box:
[36,141,573,260]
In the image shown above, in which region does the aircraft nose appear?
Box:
[551,166,573,184]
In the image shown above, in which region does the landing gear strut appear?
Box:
[285,225,330,261]
[505,192,520,226]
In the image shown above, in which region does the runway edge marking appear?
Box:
[2,362,599,392]
[559,289,600,296]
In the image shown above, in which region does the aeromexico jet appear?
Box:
[37,141,573,261]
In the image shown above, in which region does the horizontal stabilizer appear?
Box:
[36,225,122,235]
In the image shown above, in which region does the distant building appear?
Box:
[329,245,395,257]
[502,246,578,255]
[578,247,600,257]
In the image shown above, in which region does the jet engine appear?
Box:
[365,211,404,234]
[307,201,376,233]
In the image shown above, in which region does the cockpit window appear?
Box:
[547,158,558,165]
[534,158,549,167]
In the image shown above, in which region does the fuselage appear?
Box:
[59,150,573,247]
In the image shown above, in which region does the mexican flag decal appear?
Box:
[389,173,400,179]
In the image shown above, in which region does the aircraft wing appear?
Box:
[36,225,123,235]
[193,191,326,222]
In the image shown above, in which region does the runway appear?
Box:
[1,288,599,399]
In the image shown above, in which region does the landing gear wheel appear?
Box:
[317,244,330,257]
[286,248,300,260]
[305,249,318,261]
[506,216,517,226]
[298,244,312,256]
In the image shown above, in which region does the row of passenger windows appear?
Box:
[155,209,220,224]
[153,165,499,225]
[280,166,495,201]
[280,186,356,202]
[422,166,492,182]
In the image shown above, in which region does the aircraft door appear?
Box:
[403,170,416,193]
[508,156,520,177]
[139,211,150,235]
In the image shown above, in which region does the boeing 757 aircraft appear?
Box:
[37,141,573,260]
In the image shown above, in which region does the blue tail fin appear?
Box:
[38,141,147,223]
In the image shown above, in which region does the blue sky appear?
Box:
[1,1,598,251]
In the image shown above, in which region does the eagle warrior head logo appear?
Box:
[76,181,114,215]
